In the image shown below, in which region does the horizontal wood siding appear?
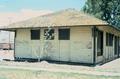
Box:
[15,26,93,64]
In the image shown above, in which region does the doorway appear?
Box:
[96,30,103,56]
[59,28,70,62]
[114,36,119,57]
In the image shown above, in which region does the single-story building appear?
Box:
[0,9,120,64]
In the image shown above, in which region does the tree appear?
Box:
[83,0,120,27]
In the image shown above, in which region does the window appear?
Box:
[31,30,40,40]
[44,29,54,40]
[97,30,103,56]
[114,36,119,55]
[109,34,113,46]
[106,33,113,46]
[59,29,70,40]
[106,33,109,46]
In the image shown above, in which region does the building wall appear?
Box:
[96,26,120,63]
[70,27,93,63]
[15,26,93,64]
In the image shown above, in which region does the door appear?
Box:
[96,30,103,56]
[96,30,104,62]
[31,42,40,59]
[59,28,70,62]
[30,29,41,59]
[43,28,59,60]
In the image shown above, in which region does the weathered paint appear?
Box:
[70,27,93,63]
[96,26,120,63]
[15,26,93,64]
[15,25,120,64]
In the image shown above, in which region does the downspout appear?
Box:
[14,30,16,60]
[92,26,96,65]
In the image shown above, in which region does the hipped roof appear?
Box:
[0,9,108,29]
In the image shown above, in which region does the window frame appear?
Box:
[31,29,40,40]
[44,28,55,40]
[58,28,70,40]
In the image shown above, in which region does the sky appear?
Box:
[0,0,86,26]
[0,0,86,43]
[0,0,86,12]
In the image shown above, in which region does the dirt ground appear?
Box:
[0,59,120,76]
[0,68,119,79]
[96,58,120,72]
[0,50,14,60]
[0,50,120,76]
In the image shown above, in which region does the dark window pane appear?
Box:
[109,34,113,46]
[106,33,109,46]
[97,30,103,56]
[106,33,113,46]
[44,29,54,40]
[59,29,70,40]
[31,30,40,40]
[114,36,119,55]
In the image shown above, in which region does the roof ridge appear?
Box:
[9,8,79,25]
[6,8,108,29]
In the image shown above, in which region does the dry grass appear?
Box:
[0,50,120,79]
[0,68,119,79]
